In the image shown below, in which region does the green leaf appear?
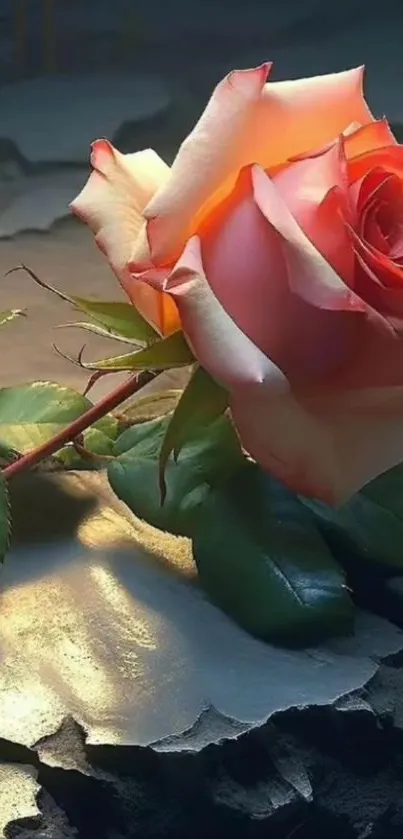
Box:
[57,426,115,469]
[70,298,158,344]
[57,321,147,345]
[301,464,403,574]
[0,441,20,467]
[120,389,181,424]
[108,412,245,536]
[0,382,118,454]
[0,473,10,564]
[9,264,157,343]
[0,309,25,328]
[193,462,353,645]
[81,331,194,372]
[159,366,229,497]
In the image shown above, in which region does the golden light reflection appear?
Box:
[0,571,114,720]
[90,565,157,651]
[77,493,195,578]
[0,648,65,743]
[78,506,136,549]
[0,470,194,742]
[50,631,113,710]
[63,470,194,577]
[0,684,55,728]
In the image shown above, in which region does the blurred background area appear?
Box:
[1,1,401,78]
[2,0,403,143]
[0,0,402,391]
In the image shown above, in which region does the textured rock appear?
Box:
[1,470,403,837]
[2,672,403,837]
[1,471,402,749]
[0,763,40,837]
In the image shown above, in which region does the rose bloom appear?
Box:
[72,63,403,507]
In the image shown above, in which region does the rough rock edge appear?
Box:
[2,657,403,839]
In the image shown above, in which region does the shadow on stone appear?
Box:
[8,472,97,548]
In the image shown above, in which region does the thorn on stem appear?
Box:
[82,370,112,397]
[52,342,87,368]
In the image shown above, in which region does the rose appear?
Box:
[72,63,403,507]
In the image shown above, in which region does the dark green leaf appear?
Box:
[0,382,118,454]
[81,331,194,372]
[0,441,21,468]
[108,413,244,536]
[301,464,403,574]
[193,462,353,645]
[71,298,158,343]
[0,473,10,563]
[159,366,229,496]
[120,389,181,424]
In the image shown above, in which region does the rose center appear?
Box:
[358,168,403,263]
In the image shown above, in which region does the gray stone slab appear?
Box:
[0,471,401,756]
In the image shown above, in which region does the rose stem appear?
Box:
[2,369,158,480]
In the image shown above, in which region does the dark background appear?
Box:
[2,1,402,96]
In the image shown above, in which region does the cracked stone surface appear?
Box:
[0,763,40,837]
[3,471,402,749]
[1,470,403,837]
[2,669,403,837]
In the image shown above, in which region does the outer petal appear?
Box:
[252,165,398,364]
[143,64,271,264]
[163,236,288,391]
[255,179,403,392]
[258,67,372,166]
[156,237,403,506]
[143,65,373,263]
[305,387,403,503]
[199,167,288,364]
[160,236,339,503]
[325,282,403,391]
[272,139,354,282]
[199,160,357,381]
[277,119,396,173]
[71,139,180,336]
[251,165,364,312]
[343,119,396,160]
[233,382,403,506]
[348,144,403,185]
